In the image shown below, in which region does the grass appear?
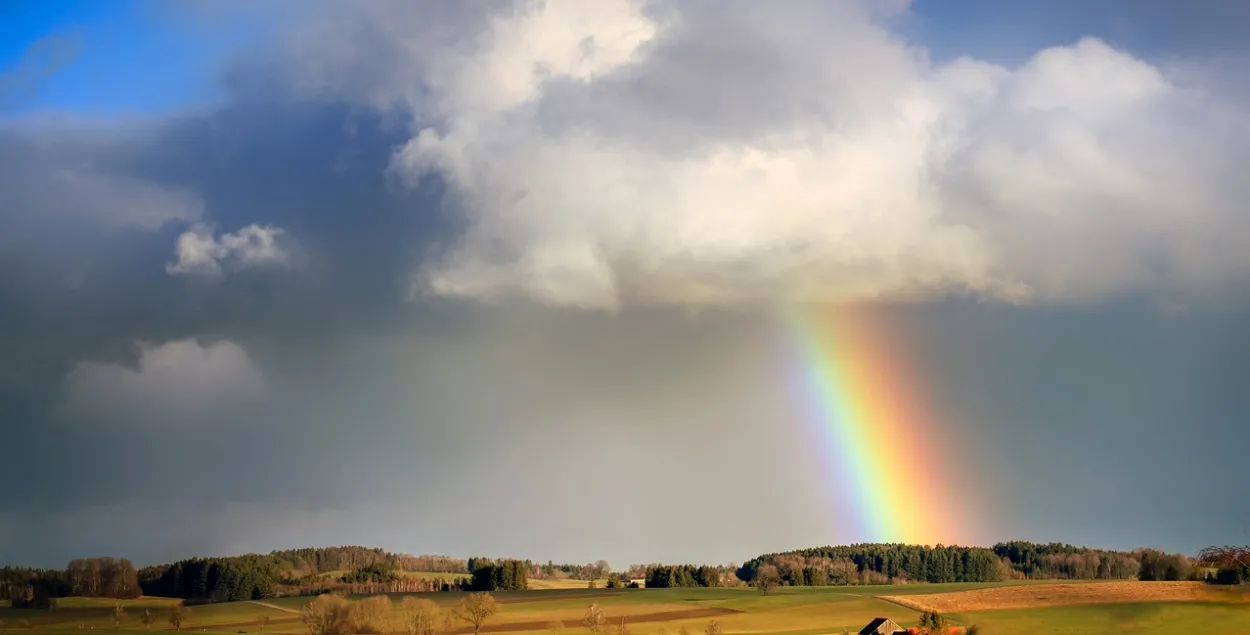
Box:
[2,582,1245,635]
[957,601,1250,634]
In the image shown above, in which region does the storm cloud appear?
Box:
[1,0,1248,567]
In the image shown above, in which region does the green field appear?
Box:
[2,582,1247,635]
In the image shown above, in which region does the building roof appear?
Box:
[858,617,904,635]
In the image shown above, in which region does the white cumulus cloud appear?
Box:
[166,223,293,279]
[288,0,1250,310]
[59,338,267,424]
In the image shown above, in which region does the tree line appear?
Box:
[637,565,736,588]
[7,540,1241,608]
[534,560,612,581]
[739,541,1204,587]
[3,558,141,608]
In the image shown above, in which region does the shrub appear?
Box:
[1214,567,1245,585]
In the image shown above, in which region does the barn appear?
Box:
[858,617,904,635]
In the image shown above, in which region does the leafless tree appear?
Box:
[302,595,339,635]
[141,609,155,629]
[753,565,780,596]
[458,593,500,635]
[401,597,441,635]
[703,621,721,635]
[169,603,188,631]
[1198,545,1250,568]
[582,604,605,635]
[358,595,391,633]
[113,604,126,628]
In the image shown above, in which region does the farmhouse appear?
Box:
[629,578,646,587]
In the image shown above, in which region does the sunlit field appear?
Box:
[4,582,1247,635]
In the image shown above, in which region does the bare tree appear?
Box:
[753,565,780,596]
[113,604,126,628]
[582,604,605,635]
[401,597,441,635]
[615,618,629,635]
[141,609,155,629]
[593,561,611,579]
[1198,545,1248,566]
[703,621,721,635]
[458,593,500,635]
[359,595,392,633]
[302,595,338,635]
[169,603,188,631]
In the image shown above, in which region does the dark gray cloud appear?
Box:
[1,0,1248,568]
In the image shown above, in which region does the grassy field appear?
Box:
[2,582,1246,635]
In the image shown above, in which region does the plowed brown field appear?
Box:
[881,581,1239,613]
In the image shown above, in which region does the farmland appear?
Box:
[3,581,1247,635]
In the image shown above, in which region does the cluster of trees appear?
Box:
[300,592,501,635]
[139,548,483,601]
[535,561,612,581]
[992,542,1144,579]
[339,564,400,584]
[469,560,528,591]
[741,541,1199,586]
[1198,545,1250,585]
[640,565,733,588]
[395,556,469,574]
[66,558,142,599]
[302,594,395,635]
[139,555,280,602]
[1135,549,1193,582]
[270,547,398,577]
[3,559,141,608]
[740,544,1012,586]
[1,567,69,608]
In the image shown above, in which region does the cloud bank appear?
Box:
[272,0,1250,311]
[60,339,267,424]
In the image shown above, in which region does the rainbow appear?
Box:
[785,304,962,546]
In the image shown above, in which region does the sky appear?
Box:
[1,0,1248,569]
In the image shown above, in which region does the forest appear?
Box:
[737,541,1197,587]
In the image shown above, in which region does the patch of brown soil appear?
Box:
[448,607,741,634]
[881,582,1229,613]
